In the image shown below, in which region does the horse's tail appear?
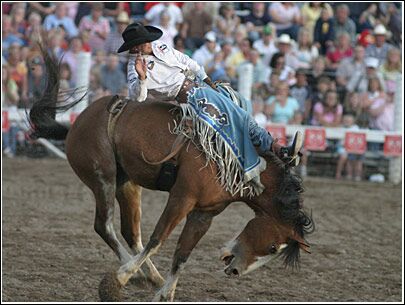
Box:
[28,43,86,140]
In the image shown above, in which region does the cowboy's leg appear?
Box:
[115,193,197,287]
[153,210,214,301]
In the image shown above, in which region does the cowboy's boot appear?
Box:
[271,131,303,167]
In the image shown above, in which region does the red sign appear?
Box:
[344,132,367,154]
[70,112,79,125]
[266,124,286,146]
[383,135,402,156]
[2,111,10,132]
[304,128,326,151]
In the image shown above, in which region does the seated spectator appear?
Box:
[43,3,78,39]
[24,12,42,46]
[346,57,385,94]
[252,24,277,66]
[88,67,106,104]
[307,56,328,89]
[155,10,178,48]
[59,63,73,91]
[364,76,393,131]
[10,4,27,41]
[254,71,281,103]
[27,56,47,102]
[243,2,272,41]
[173,35,193,57]
[313,7,335,55]
[357,3,379,33]
[382,3,401,47]
[294,27,319,69]
[144,2,183,30]
[379,47,401,97]
[28,2,56,19]
[301,2,333,36]
[2,63,20,158]
[336,45,366,89]
[104,11,130,67]
[181,3,213,51]
[264,81,300,124]
[343,92,370,129]
[275,34,300,72]
[225,37,252,80]
[215,3,240,44]
[289,69,312,122]
[100,53,127,95]
[61,37,85,87]
[2,15,25,58]
[205,51,229,83]
[252,100,268,128]
[79,3,110,54]
[331,4,357,45]
[192,31,220,69]
[47,30,65,60]
[365,24,394,65]
[7,43,28,106]
[248,48,270,88]
[311,90,342,127]
[326,31,353,70]
[267,52,295,86]
[269,2,302,41]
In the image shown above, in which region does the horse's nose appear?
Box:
[224,266,239,276]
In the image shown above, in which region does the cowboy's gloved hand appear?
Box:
[204,77,219,91]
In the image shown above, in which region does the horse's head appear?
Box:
[221,153,314,276]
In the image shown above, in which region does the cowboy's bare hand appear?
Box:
[135,54,147,80]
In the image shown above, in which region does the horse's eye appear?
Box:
[269,244,277,254]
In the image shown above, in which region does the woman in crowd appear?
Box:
[294,27,319,69]
[311,90,343,127]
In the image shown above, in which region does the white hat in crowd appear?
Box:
[204,31,216,42]
[365,57,379,68]
[373,24,388,36]
[277,34,292,45]
[116,11,130,24]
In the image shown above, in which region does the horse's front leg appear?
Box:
[153,210,214,302]
[99,193,196,300]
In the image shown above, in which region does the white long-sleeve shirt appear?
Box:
[128,40,207,102]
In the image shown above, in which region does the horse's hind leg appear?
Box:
[116,181,164,287]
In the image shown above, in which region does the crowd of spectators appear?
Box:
[2,2,403,181]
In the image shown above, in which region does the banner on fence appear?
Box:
[266,124,286,146]
[344,132,367,154]
[304,128,326,151]
[383,135,402,156]
[2,111,10,133]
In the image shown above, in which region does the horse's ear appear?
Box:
[291,231,311,254]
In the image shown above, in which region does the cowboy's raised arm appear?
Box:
[127,55,148,102]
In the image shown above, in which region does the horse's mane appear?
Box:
[264,153,315,270]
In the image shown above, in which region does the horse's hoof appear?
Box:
[99,272,123,302]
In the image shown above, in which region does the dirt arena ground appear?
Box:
[2,158,403,302]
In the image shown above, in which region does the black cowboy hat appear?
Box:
[117,22,163,53]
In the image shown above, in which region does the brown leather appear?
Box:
[175,79,197,104]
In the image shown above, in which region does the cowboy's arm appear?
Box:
[127,56,148,102]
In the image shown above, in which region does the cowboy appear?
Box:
[117,22,303,165]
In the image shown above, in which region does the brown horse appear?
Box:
[28,46,313,301]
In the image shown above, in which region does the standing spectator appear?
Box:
[294,27,319,69]
[364,76,393,131]
[269,2,302,41]
[2,15,25,59]
[243,2,272,41]
[326,31,353,70]
[28,2,55,19]
[381,3,401,47]
[313,7,335,55]
[61,37,85,87]
[301,2,333,36]
[289,69,312,122]
[2,63,20,158]
[144,2,183,30]
[155,10,178,49]
[265,81,300,124]
[331,4,357,45]
[346,57,385,94]
[192,31,220,68]
[343,92,370,129]
[311,90,343,127]
[215,3,240,44]
[365,24,394,65]
[379,47,401,97]
[100,53,127,95]
[181,3,213,51]
[252,24,277,66]
[104,11,130,67]
[79,3,110,54]
[43,3,78,38]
